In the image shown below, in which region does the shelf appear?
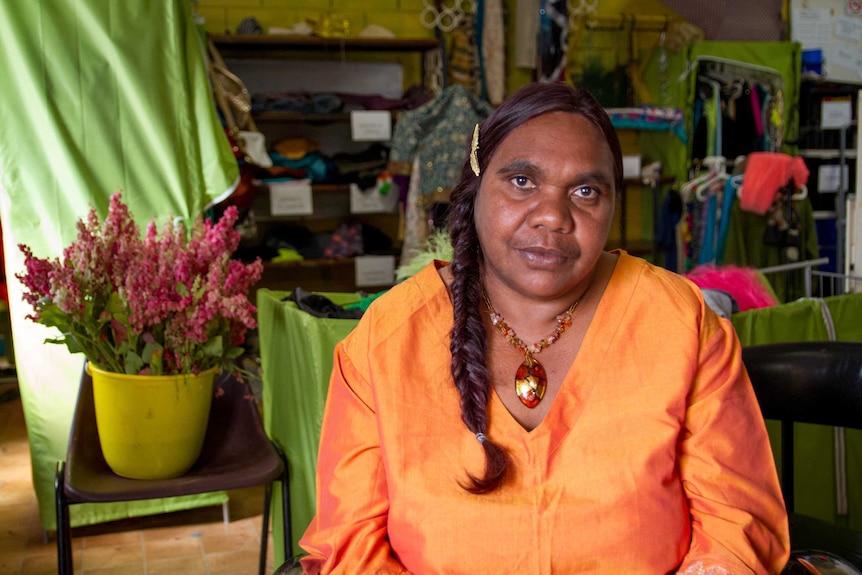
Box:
[256,257,397,293]
[211,34,440,56]
[253,110,400,124]
[217,33,431,293]
[798,149,857,160]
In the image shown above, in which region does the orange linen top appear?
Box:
[300,253,790,574]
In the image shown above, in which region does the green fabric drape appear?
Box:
[0,0,239,530]
[257,289,361,563]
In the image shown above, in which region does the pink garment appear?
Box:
[739,152,809,215]
[685,264,778,312]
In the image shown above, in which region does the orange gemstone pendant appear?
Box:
[515,354,547,408]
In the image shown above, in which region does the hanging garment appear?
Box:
[447,17,480,90]
[388,84,494,207]
[538,0,568,81]
[656,188,683,272]
[739,152,809,215]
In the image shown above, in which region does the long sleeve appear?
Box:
[299,342,411,575]
[677,316,789,574]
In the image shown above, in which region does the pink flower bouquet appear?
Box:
[17,192,263,376]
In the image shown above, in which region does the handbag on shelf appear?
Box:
[206,36,273,168]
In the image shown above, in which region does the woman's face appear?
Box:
[474,111,616,301]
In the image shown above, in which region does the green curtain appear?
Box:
[0,0,239,531]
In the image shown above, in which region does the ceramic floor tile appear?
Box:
[82,530,143,549]
[141,523,208,542]
[143,535,203,560]
[18,552,64,575]
[201,529,260,554]
[205,548,262,574]
[146,554,209,575]
[0,554,23,575]
[82,563,145,575]
[81,544,144,570]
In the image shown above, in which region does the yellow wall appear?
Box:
[196,0,683,95]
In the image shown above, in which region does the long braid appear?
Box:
[445,82,623,494]
[448,165,510,494]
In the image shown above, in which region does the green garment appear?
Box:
[722,199,820,303]
[0,1,238,530]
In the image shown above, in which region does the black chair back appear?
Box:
[743,341,862,430]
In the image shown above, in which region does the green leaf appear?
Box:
[202,335,223,358]
[150,348,164,376]
[225,346,244,359]
[124,352,144,375]
[37,304,71,331]
[106,291,129,322]
[142,341,162,364]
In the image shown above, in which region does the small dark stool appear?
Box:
[743,341,862,571]
[55,367,290,575]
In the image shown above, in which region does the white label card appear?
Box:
[269,180,314,216]
[355,255,395,287]
[818,164,850,192]
[821,99,853,129]
[349,183,398,214]
[350,110,392,141]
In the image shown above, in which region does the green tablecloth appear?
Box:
[257,289,361,561]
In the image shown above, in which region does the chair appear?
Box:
[54,367,291,575]
[742,341,862,570]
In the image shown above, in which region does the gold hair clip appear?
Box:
[470,123,480,177]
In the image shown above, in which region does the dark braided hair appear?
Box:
[447,82,623,493]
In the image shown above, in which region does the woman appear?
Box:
[299,82,789,574]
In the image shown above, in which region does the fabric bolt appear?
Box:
[514,0,539,69]
[481,0,505,105]
[300,254,789,574]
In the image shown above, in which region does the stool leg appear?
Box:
[281,468,291,558]
[259,482,273,575]
[55,462,73,574]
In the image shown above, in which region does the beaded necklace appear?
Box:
[483,291,585,408]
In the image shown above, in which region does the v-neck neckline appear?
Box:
[484,252,640,460]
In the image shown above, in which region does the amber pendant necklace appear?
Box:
[483,291,585,408]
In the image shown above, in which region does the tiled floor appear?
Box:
[0,381,276,575]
